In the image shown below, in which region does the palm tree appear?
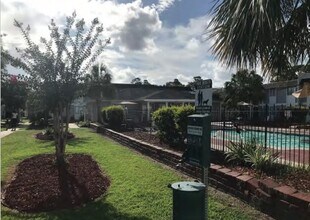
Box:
[208,0,310,78]
[85,64,114,123]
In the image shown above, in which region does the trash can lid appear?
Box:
[170,181,205,192]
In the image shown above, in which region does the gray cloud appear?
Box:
[119,7,161,51]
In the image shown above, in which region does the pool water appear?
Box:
[212,130,310,149]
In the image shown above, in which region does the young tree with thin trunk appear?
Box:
[8,12,110,165]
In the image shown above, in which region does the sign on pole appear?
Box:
[186,114,211,220]
[194,79,213,114]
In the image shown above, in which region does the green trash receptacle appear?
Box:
[168,181,205,220]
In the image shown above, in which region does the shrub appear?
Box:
[42,127,54,136]
[225,138,279,172]
[102,105,124,129]
[152,107,178,144]
[29,111,48,126]
[79,114,84,122]
[175,105,195,139]
[101,108,107,122]
[70,116,75,123]
[244,144,279,172]
[225,141,248,164]
[77,121,90,127]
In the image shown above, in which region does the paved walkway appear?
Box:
[68,123,79,128]
[1,123,79,139]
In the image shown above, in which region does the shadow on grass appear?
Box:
[67,136,93,146]
[26,124,46,130]
[37,137,93,148]
[2,200,152,220]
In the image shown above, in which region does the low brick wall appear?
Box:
[91,125,310,220]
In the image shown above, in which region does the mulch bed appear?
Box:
[228,165,310,193]
[35,132,75,141]
[122,131,184,152]
[121,130,310,193]
[1,154,110,212]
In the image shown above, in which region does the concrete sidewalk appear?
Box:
[0,128,20,139]
[1,123,78,139]
[69,123,79,128]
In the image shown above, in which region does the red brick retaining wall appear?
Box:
[93,126,310,220]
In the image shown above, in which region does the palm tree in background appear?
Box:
[208,0,310,80]
[85,64,114,123]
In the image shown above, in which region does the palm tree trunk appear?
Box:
[96,99,102,123]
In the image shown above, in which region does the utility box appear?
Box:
[169,181,206,220]
[187,114,211,167]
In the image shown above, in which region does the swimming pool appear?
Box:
[212,130,310,149]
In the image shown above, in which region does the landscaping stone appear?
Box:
[258,178,280,196]
[236,174,253,183]
[288,192,310,210]
[274,185,297,198]
[99,127,310,220]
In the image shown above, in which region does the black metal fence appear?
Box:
[210,105,310,167]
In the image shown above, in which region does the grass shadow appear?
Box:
[26,124,47,130]
[37,137,92,149]
[2,200,152,220]
[67,136,93,146]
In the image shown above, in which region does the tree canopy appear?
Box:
[208,0,310,78]
[224,69,265,108]
[85,64,114,122]
[130,77,152,85]
[186,76,202,90]
[1,73,28,113]
[1,44,28,114]
[165,79,184,87]
[7,12,110,164]
[131,77,142,85]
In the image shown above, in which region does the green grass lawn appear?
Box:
[1,128,263,220]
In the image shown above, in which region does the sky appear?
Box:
[1,0,237,88]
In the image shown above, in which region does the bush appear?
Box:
[70,116,75,123]
[152,105,194,146]
[101,108,107,122]
[77,121,90,127]
[225,138,279,172]
[42,127,54,136]
[152,107,178,145]
[79,114,84,122]
[102,105,124,129]
[244,144,279,172]
[175,105,195,139]
[225,141,248,164]
[28,111,49,126]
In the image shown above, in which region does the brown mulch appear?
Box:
[35,132,75,141]
[229,165,310,193]
[1,154,110,212]
[122,131,184,152]
[121,130,310,193]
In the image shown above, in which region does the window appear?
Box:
[276,88,286,103]
[287,87,296,95]
[269,89,275,96]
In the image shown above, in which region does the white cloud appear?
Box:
[110,66,136,83]
[2,0,233,88]
[153,0,175,13]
